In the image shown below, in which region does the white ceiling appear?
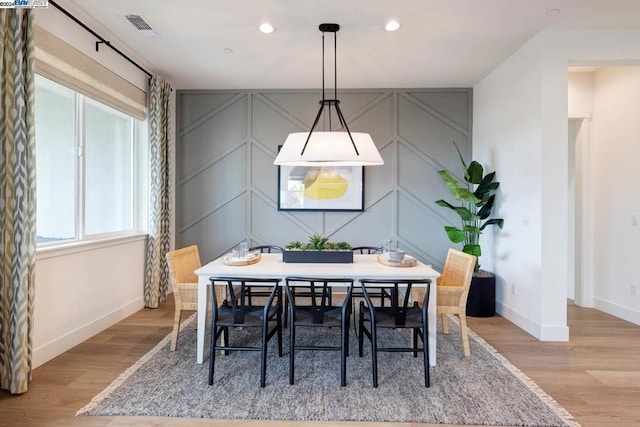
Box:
[59,0,640,90]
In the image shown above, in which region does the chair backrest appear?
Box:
[359,278,431,325]
[438,248,476,307]
[249,245,284,253]
[352,246,383,254]
[285,277,353,324]
[209,277,281,324]
[166,245,201,288]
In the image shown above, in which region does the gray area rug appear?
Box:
[77,315,579,426]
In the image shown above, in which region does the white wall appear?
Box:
[474,29,640,340]
[31,7,161,368]
[590,67,640,325]
[568,72,594,117]
[472,35,544,336]
[33,238,146,367]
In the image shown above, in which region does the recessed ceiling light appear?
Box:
[259,23,275,34]
[385,20,401,32]
[546,8,560,16]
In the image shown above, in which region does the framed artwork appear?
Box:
[277,156,364,212]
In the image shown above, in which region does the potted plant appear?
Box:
[435,142,504,317]
[284,233,353,263]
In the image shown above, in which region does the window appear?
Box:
[35,75,138,245]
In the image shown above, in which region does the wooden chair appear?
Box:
[358,278,432,388]
[208,277,283,388]
[166,245,223,351]
[436,248,477,357]
[285,277,353,386]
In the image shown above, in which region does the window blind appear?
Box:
[34,25,147,120]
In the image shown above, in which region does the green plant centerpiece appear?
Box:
[435,143,504,272]
[284,233,353,263]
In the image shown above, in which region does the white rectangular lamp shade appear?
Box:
[274,131,384,166]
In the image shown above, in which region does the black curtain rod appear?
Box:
[49,0,153,80]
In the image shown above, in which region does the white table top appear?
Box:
[196,253,440,282]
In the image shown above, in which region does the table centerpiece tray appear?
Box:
[377,253,417,268]
[221,251,261,266]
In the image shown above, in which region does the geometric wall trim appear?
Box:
[176,88,472,270]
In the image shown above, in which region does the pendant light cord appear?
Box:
[300,23,359,156]
[334,30,338,102]
[321,31,325,103]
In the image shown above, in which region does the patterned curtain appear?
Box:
[144,76,172,308]
[0,9,36,395]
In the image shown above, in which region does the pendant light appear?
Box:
[274,23,384,167]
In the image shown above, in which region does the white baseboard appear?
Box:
[594,297,640,326]
[33,298,145,369]
[496,302,569,342]
[496,301,541,338]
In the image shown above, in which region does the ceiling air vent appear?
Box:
[125,14,156,36]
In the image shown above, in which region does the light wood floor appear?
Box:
[1,298,638,427]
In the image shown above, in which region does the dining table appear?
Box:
[194,252,441,366]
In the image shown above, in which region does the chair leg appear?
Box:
[222,327,230,356]
[208,321,218,385]
[441,313,450,334]
[283,296,288,328]
[459,314,471,357]
[422,321,430,388]
[289,320,295,385]
[371,323,378,388]
[412,327,419,357]
[170,308,182,351]
[341,313,348,387]
[277,312,283,358]
[358,303,365,357]
[260,322,269,388]
[345,301,351,357]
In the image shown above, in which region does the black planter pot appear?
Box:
[466,271,496,317]
[282,250,353,263]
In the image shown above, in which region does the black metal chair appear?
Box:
[208,277,283,388]
[351,247,391,307]
[249,245,284,253]
[358,278,432,388]
[352,246,383,254]
[285,277,354,386]
[246,246,284,305]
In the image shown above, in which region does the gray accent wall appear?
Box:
[176,89,472,270]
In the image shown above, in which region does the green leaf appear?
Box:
[466,161,484,184]
[438,170,463,200]
[452,141,469,175]
[457,188,481,204]
[463,244,481,257]
[435,199,457,210]
[444,226,465,243]
[455,207,480,221]
[474,172,496,199]
[480,218,504,230]
[478,195,495,219]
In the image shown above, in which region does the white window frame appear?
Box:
[35,74,146,251]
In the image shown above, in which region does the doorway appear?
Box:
[568,66,640,326]
[568,116,593,307]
